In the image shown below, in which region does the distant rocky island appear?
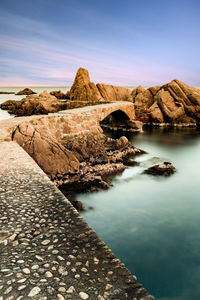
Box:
[1,67,200,127]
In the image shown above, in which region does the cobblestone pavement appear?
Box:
[0,142,154,300]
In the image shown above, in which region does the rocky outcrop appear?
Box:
[13,122,79,178]
[97,84,132,101]
[132,80,200,126]
[69,68,132,103]
[144,162,175,176]
[16,88,36,95]
[0,91,69,116]
[69,68,103,102]
[131,86,154,122]
[50,90,70,99]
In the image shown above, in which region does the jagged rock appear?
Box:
[50,90,69,99]
[131,86,154,122]
[13,122,79,178]
[144,162,175,176]
[132,79,200,125]
[0,91,68,116]
[16,88,36,95]
[149,101,164,123]
[69,68,103,102]
[157,89,185,121]
[148,86,160,96]
[96,84,132,101]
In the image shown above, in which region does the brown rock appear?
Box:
[69,68,103,102]
[13,122,79,178]
[0,91,68,116]
[132,86,154,122]
[149,101,164,123]
[157,89,185,121]
[96,84,132,101]
[148,86,160,96]
[16,88,36,95]
[50,90,69,99]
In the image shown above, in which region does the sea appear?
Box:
[1,87,200,299]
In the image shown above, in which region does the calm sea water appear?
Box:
[75,127,200,300]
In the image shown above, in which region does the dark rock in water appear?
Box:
[0,91,15,94]
[71,200,83,211]
[16,88,36,95]
[144,162,175,176]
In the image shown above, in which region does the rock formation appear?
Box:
[0,91,69,116]
[132,79,200,125]
[13,121,80,178]
[16,88,36,95]
[69,68,103,102]
[144,162,175,176]
[50,90,70,99]
[97,84,132,101]
[69,68,132,102]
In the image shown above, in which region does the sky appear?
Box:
[0,0,200,87]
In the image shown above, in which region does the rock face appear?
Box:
[13,122,80,178]
[16,88,36,95]
[144,162,175,176]
[0,91,69,116]
[97,84,132,101]
[50,90,70,99]
[69,68,103,102]
[132,80,200,125]
[69,68,132,102]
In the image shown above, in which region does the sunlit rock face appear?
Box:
[132,79,200,126]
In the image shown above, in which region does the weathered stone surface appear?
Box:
[132,79,200,125]
[131,86,154,122]
[157,89,185,121]
[16,88,36,95]
[69,68,103,102]
[50,90,69,99]
[97,84,132,101]
[148,101,164,123]
[13,121,79,178]
[0,91,69,116]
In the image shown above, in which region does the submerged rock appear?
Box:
[0,91,15,94]
[16,88,36,95]
[0,91,69,116]
[144,162,175,176]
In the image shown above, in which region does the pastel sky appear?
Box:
[0,0,200,86]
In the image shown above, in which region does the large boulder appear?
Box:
[157,89,185,121]
[96,84,132,101]
[16,88,36,95]
[69,68,103,102]
[13,122,79,178]
[50,90,69,99]
[131,86,154,122]
[0,91,69,116]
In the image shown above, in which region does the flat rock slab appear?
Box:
[0,142,154,300]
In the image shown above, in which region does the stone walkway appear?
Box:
[0,141,154,300]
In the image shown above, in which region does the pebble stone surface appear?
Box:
[0,141,155,300]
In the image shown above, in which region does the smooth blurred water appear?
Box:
[76,127,200,300]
